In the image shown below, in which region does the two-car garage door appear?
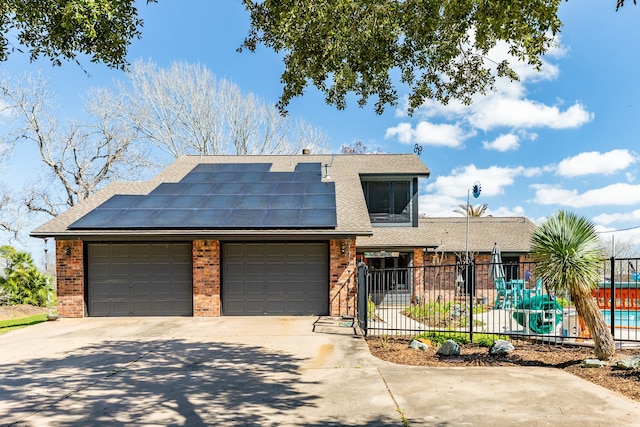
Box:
[87,242,329,316]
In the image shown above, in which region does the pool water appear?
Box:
[602,310,640,328]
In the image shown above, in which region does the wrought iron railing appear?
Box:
[356,258,640,344]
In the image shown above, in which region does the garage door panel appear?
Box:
[266,301,285,314]
[245,263,265,276]
[223,242,328,316]
[246,281,265,295]
[88,243,192,316]
[245,244,265,257]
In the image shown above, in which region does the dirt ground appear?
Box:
[366,336,640,403]
[0,304,49,321]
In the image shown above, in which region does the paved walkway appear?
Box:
[1,316,640,426]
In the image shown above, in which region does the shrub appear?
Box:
[0,245,53,307]
[413,331,509,347]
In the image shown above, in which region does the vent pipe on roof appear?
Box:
[302,148,311,155]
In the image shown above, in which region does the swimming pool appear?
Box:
[602,310,640,328]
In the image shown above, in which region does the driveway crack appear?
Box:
[377,367,410,427]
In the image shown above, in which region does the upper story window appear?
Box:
[361,178,416,225]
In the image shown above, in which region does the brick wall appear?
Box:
[329,238,356,317]
[56,240,85,318]
[192,240,221,317]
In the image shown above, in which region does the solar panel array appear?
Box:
[69,163,337,229]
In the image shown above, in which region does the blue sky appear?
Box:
[2,0,640,258]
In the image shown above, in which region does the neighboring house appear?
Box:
[31,153,430,318]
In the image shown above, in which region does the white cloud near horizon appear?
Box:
[593,209,640,225]
[424,164,535,199]
[556,149,637,177]
[532,182,640,207]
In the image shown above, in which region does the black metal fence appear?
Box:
[356,257,640,344]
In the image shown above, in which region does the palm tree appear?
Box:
[530,211,615,360]
[453,203,489,217]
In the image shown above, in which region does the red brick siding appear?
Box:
[56,240,85,318]
[192,240,221,317]
[412,248,425,299]
[329,239,356,317]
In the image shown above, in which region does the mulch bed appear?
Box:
[366,337,640,402]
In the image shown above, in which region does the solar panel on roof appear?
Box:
[68,162,337,230]
[98,195,139,209]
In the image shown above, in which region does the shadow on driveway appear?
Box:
[0,336,399,426]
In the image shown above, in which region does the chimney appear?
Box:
[302,148,311,155]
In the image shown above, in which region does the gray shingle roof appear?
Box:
[356,217,536,253]
[31,154,430,238]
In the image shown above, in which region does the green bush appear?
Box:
[413,331,509,347]
[0,245,53,307]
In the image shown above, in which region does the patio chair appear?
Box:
[494,278,516,309]
[524,278,543,299]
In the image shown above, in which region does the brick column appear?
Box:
[56,239,85,318]
[192,240,221,316]
[329,238,356,317]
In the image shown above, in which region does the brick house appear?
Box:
[32,153,536,318]
[31,154,430,317]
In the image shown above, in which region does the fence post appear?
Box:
[469,260,474,343]
[357,262,368,336]
[610,256,616,337]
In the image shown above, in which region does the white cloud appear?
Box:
[488,205,527,217]
[532,183,640,207]
[468,98,593,131]
[419,194,462,217]
[425,164,530,199]
[385,121,474,148]
[391,35,592,141]
[483,133,519,152]
[593,209,640,225]
[556,149,637,177]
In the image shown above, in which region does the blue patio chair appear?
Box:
[494,278,515,309]
[524,278,543,299]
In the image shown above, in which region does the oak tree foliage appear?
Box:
[241,0,564,114]
[1,0,156,69]
[0,1,635,114]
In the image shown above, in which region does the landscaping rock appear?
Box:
[409,339,428,351]
[489,340,514,355]
[581,358,608,368]
[436,339,460,356]
[417,338,433,346]
[615,355,640,370]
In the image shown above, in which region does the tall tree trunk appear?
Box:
[572,291,615,360]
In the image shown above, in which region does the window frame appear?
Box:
[361,176,418,226]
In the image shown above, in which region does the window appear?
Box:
[361,179,414,225]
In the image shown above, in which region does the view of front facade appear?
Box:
[32,153,535,318]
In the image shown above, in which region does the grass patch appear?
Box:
[0,313,48,335]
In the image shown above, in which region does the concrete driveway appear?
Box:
[1,317,640,426]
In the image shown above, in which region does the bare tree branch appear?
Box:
[111,60,330,157]
[0,74,151,218]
